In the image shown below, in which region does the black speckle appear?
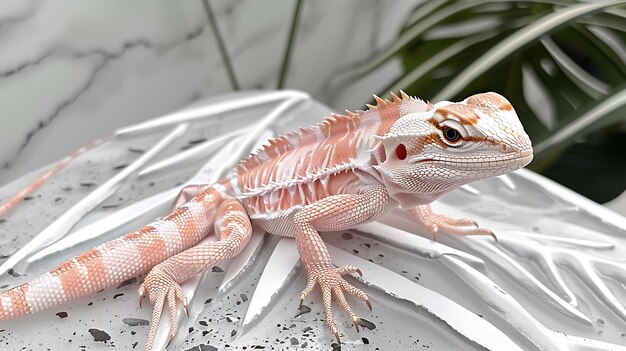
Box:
[189,327,194,333]
[362,337,369,344]
[240,293,248,302]
[302,326,312,333]
[188,138,207,145]
[341,232,353,240]
[364,243,371,248]
[290,337,299,345]
[128,147,145,154]
[7,269,22,278]
[331,342,341,350]
[352,249,359,254]
[113,164,128,170]
[301,342,308,348]
[0,219,5,224]
[54,197,65,203]
[596,318,605,325]
[358,318,376,330]
[122,318,149,326]
[205,298,213,304]
[199,320,208,326]
[212,266,224,273]
[88,328,111,342]
[185,344,219,351]
[117,278,137,289]
[0,284,8,289]
[23,196,34,201]
[231,329,237,337]
[295,305,311,318]
[113,293,124,299]
[56,311,68,318]
[80,182,97,187]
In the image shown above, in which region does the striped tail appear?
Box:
[0,136,111,217]
[0,187,222,321]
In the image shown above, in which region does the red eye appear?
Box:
[395,144,407,160]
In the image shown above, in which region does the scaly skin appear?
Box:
[0,92,533,350]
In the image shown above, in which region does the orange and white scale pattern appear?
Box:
[216,92,433,221]
[0,188,221,320]
[0,91,533,344]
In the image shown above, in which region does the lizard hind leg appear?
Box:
[139,196,252,351]
[171,184,210,210]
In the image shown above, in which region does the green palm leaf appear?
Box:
[348,0,626,201]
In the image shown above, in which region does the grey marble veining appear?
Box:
[0,0,420,187]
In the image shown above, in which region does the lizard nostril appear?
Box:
[499,143,508,152]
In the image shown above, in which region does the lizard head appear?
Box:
[372,92,533,208]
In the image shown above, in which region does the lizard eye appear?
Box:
[443,126,461,143]
[438,119,468,147]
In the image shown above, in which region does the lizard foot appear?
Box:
[138,266,188,351]
[412,206,496,241]
[425,214,496,241]
[300,265,371,343]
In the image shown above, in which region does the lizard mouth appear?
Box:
[416,148,534,167]
[518,149,534,166]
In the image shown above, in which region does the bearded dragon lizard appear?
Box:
[0,91,533,350]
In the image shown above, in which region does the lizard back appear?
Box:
[219,92,433,216]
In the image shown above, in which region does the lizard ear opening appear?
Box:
[395,144,407,160]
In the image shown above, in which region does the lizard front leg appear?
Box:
[139,197,252,351]
[410,205,496,240]
[293,186,392,342]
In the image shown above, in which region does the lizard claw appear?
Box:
[182,300,189,318]
[333,329,341,344]
[301,265,370,341]
[352,316,360,333]
[411,206,497,241]
[364,297,373,311]
[423,214,495,241]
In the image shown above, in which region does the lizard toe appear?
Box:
[305,265,370,342]
[140,266,187,351]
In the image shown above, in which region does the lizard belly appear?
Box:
[251,208,300,237]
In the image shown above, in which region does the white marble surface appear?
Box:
[0,0,419,186]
